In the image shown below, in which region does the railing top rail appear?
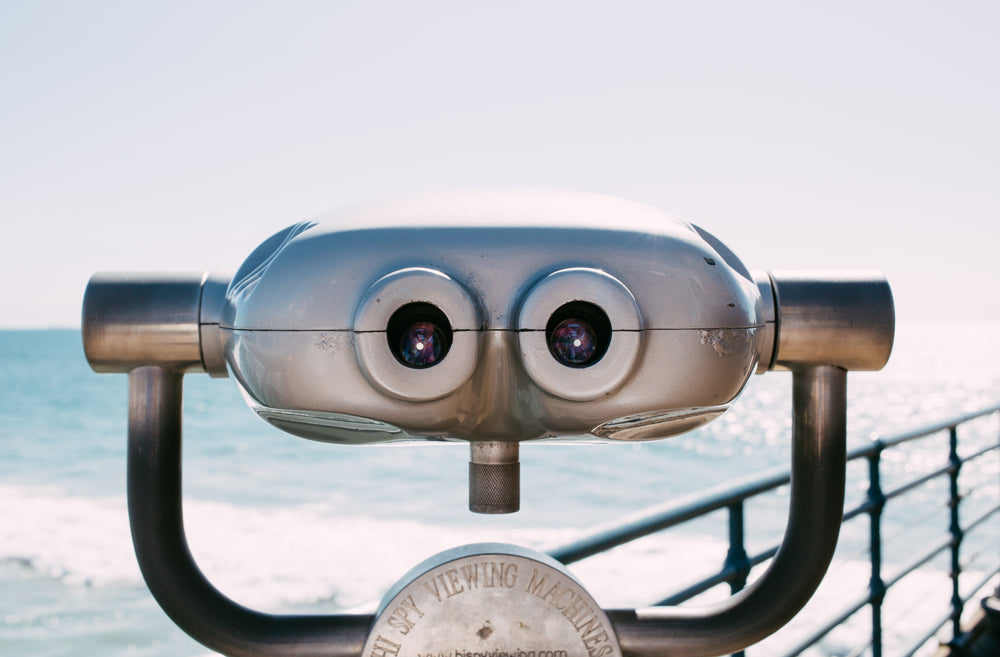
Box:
[552,404,1000,566]
[848,404,1000,460]
[550,465,791,564]
[545,403,1000,657]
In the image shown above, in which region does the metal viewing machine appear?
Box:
[83,190,894,657]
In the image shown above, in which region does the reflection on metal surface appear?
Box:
[590,407,727,442]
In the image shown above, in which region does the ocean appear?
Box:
[1,323,998,657]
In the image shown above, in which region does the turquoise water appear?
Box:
[1,326,997,656]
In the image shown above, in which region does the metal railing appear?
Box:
[549,404,1000,657]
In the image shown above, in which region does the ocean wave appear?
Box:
[0,484,138,587]
[0,483,746,612]
[0,484,580,611]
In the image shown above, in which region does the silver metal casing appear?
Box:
[222,190,764,444]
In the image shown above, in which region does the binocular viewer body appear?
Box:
[82,190,895,657]
[86,190,891,449]
[225,190,761,446]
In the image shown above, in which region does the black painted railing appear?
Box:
[550,404,1000,656]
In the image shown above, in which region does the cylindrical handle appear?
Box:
[82,272,230,375]
[760,270,895,371]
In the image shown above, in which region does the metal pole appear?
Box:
[127,366,372,657]
[726,503,749,657]
[867,445,886,657]
[724,502,750,596]
[608,365,848,657]
[948,426,964,640]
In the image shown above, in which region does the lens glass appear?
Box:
[545,302,611,368]
[387,303,453,369]
[398,321,446,368]
[549,318,598,366]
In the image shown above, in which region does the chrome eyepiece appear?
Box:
[518,267,643,401]
[387,302,452,369]
[545,301,610,368]
[353,267,480,402]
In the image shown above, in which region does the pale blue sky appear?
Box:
[1,1,997,327]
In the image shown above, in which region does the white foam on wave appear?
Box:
[182,499,566,611]
[0,483,139,586]
[4,480,993,657]
[0,483,578,610]
[0,481,741,612]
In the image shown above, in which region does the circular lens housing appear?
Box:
[355,268,478,402]
[546,302,611,368]
[387,303,452,369]
[517,268,641,401]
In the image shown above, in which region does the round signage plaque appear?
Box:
[363,544,622,657]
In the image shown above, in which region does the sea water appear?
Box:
[1,324,998,656]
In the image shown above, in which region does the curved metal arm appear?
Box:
[127,366,372,657]
[607,365,847,657]
[128,363,846,657]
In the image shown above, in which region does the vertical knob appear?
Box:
[468,442,519,514]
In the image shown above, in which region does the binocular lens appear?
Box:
[549,318,598,366]
[388,303,452,369]
[546,302,610,368]
[398,321,446,368]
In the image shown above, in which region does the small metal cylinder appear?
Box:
[83,273,206,372]
[82,271,231,376]
[769,270,895,371]
[469,441,520,514]
[198,272,231,378]
[753,271,778,373]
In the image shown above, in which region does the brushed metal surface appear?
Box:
[223,190,763,445]
[83,272,206,373]
[770,270,894,371]
[364,544,621,657]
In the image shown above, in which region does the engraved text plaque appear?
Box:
[363,544,622,657]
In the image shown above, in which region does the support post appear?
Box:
[127,366,372,657]
[607,365,847,657]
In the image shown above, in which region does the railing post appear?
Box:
[867,443,886,657]
[948,426,964,640]
[725,502,750,596]
[608,366,847,657]
[725,502,750,657]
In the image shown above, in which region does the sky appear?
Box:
[1,1,998,328]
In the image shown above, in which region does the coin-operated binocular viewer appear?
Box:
[83,191,894,657]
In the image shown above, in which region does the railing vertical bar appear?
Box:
[725,502,749,657]
[948,425,964,641]
[726,502,749,595]
[899,564,1000,657]
[868,442,886,657]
